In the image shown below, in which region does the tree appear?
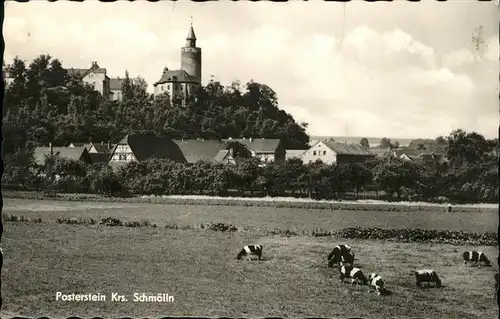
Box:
[373,158,419,199]
[446,129,490,166]
[360,138,370,148]
[379,137,392,148]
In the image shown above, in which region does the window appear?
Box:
[161,86,164,91]
[118,154,126,161]
[323,151,326,155]
[167,85,170,90]
[313,151,317,156]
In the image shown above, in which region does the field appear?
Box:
[1,198,498,318]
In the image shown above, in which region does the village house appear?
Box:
[389,149,449,166]
[106,134,236,170]
[302,141,376,165]
[68,141,113,164]
[109,78,125,101]
[108,77,141,102]
[34,145,93,167]
[67,61,111,99]
[222,138,286,164]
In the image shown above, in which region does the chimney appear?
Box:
[101,141,104,145]
[229,148,234,157]
[249,137,253,143]
[49,142,53,156]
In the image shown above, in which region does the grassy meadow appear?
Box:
[2,198,498,233]
[1,198,498,318]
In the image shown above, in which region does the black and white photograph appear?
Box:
[1,0,498,318]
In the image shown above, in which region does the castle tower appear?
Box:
[181,23,202,84]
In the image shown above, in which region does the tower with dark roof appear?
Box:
[181,23,202,84]
[152,23,202,106]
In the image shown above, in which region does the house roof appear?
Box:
[89,153,110,164]
[214,149,231,163]
[69,142,89,148]
[153,69,199,86]
[67,61,107,79]
[222,138,281,153]
[322,141,375,156]
[286,149,306,159]
[115,134,187,163]
[109,77,139,91]
[112,135,235,164]
[187,25,197,40]
[369,147,391,157]
[173,139,229,164]
[91,144,111,154]
[34,147,88,166]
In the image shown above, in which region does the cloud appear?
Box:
[484,36,499,61]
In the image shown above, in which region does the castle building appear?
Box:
[153,24,202,106]
[67,61,111,100]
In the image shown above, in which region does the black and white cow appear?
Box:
[339,265,367,285]
[328,244,355,267]
[368,273,385,295]
[462,251,492,267]
[415,269,441,288]
[236,245,263,261]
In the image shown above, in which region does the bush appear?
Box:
[99,217,123,227]
[205,222,238,232]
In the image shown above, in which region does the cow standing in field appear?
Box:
[368,273,385,295]
[462,251,492,267]
[236,245,263,261]
[339,265,368,285]
[415,269,441,288]
[328,244,355,267]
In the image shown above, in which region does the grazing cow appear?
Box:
[415,269,441,288]
[463,251,492,267]
[328,244,355,267]
[339,265,367,285]
[368,273,385,295]
[236,245,263,261]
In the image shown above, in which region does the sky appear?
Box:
[3,0,499,139]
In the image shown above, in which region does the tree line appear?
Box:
[5,131,499,204]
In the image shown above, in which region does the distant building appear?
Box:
[68,141,113,164]
[302,141,375,165]
[389,149,449,166]
[34,145,93,167]
[67,61,111,99]
[109,77,140,102]
[109,78,125,101]
[222,138,286,164]
[153,24,202,106]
